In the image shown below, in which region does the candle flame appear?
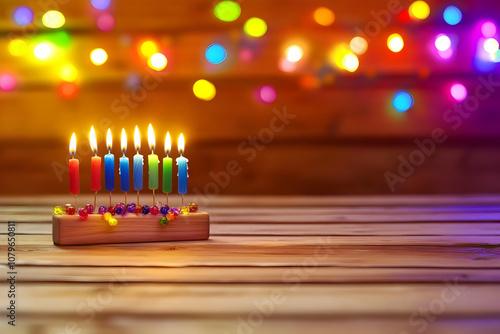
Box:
[148,123,155,153]
[69,133,76,158]
[178,133,185,156]
[121,128,127,155]
[90,125,97,156]
[106,128,112,153]
[134,125,141,153]
[165,132,171,156]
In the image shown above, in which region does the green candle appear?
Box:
[162,132,172,193]
[148,124,159,190]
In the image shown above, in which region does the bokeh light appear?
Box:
[12,6,34,27]
[285,45,303,63]
[387,34,404,53]
[435,34,451,51]
[90,48,108,66]
[409,1,430,20]
[278,58,297,72]
[60,65,78,82]
[214,1,241,22]
[481,22,497,38]
[42,11,65,29]
[484,38,499,54]
[140,41,158,57]
[313,7,335,26]
[328,44,351,69]
[342,53,359,72]
[450,83,467,102]
[148,53,168,71]
[8,39,28,57]
[243,18,267,37]
[58,81,78,99]
[193,79,216,101]
[96,13,115,32]
[392,90,414,113]
[0,74,16,92]
[34,43,52,60]
[259,85,277,103]
[91,0,111,10]
[350,37,368,55]
[443,6,462,25]
[205,44,227,64]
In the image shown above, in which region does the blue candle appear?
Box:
[133,126,143,191]
[176,133,189,194]
[119,128,130,192]
[104,129,115,192]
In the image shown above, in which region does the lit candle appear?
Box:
[176,133,189,195]
[69,133,80,196]
[147,124,159,191]
[133,125,143,192]
[104,128,115,192]
[119,128,130,193]
[90,126,101,192]
[162,132,172,195]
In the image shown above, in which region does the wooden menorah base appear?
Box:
[52,212,210,245]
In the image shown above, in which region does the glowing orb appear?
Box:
[58,81,78,99]
[450,83,467,102]
[96,13,115,32]
[278,58,297,72]
[443,6,462,25]
[392,90,414,113]
[313,7,334,26]
[259,85,277,103]
[484,38,499,54]
[244,18,267,37]
[12,6,34,26]
[285,45,303,63]
[435,34,451,51]
[214,1,241,22]
[409,1,430,20]
[205,44,227,64]
[148,53,167,71]
[90,48,108,66]
[8,39,28,57]
[42,10,65,29]
[342,53,359,72]
[481,22,497,37]
[350,36,368,55]
[193,79,216,101]
[140,41,158,57]
[91,0,111,10]
[387,34,404,53]
[60,65,78,82]
[0,74,16,92]
[34,43,52,60]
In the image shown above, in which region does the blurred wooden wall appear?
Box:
[2,0,500,196]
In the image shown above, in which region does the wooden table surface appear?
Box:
[1,194,500,334]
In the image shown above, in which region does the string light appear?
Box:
[313,7,335,26]
[8,39,28,57]
[193,79,216,101]
[285,45,303,62]
[387,34,404,53]
[42,10,65,29]
[140,41,158,57]
[148,53,167,71]
[214,1,241,22]
[392,90,414,113]
[481,22,497,38]
[91,0,111,10]
[60,65,78,82]
[244,18,267,37]
[34,43,52,60]
[435,34,451,52]
[258,85,277,103]
[58,81,78,99]
[409,1,430,20]
[443,6,462,25]
[342,53,359,72]
[96,13,115,32]
[350,37,368,55]
[450,83,467,102]
[484,38,499,54]
[0,74,16,92]
[90,48,108,65]
[205,44,227,64]
[12,6,34,26]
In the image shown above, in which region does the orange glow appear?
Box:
[106,128,112,152]
[178,133,185,156]
[313,7,335,26]
[165,132,171,156]
[89,126,97,156]
[121,128,127,155]
[134,125,141,153]
[69,133,76,158]
[148,123,156,153]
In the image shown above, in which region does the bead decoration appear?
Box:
[189,203,199,212]
[160,216,168,225]
[108,218,118,226]
[134,205,142,214]
[181,206,189,215]
[98,206,107,214]
[142,205,150,214]
[78,208,88,220]
[85,204,95,214]
[150,205,159,215]
[160,205,169,215]
[66,205,76,215]
[126,203,136,213]
[54,206,64,215]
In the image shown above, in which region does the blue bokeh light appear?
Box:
[91,0,111,10]
[12,6,34,27]
[443,6,462,26]
[205,43,227,64]
[392,90,414,113]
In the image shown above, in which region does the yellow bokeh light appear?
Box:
[342,53,359,72]
[8,39,28,57]
[193,79,216,101]
[285,45,303,63]
[42,10,65,29]
[409,1,430,20]
[387,33,404,53]
[350,36,368,55]
[60,64,78,82]
[243,17,267,37]
[327,44,351,69]
[313,7,335,26]
[90,48,108,66]
[34,43,52,60]
[140,41,158,57]
[148,53,167,71]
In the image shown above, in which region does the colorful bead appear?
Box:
[98,206,107,214]
[85,204,94,214]
[63,204,72,213]
[116,203,126,215]
[54,206,63,215]
[166,212,176,221]
[189,203,199,212]
[134,205,142,214]
[169,207,180,217]
[107,205,116,216]
[126,203,136,213]
[66,205,76,215]
[181,206,189,215]
[103,212,112,221]
[108,218,118,226]
[160,217,168,226]
[156,201,163,208]
[150,205,159,215]
[160,205,169,215]
[142,205,150,214]
[78,208,88,220]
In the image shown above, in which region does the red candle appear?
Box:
[69,133,80,195]
[90,126,101,192]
